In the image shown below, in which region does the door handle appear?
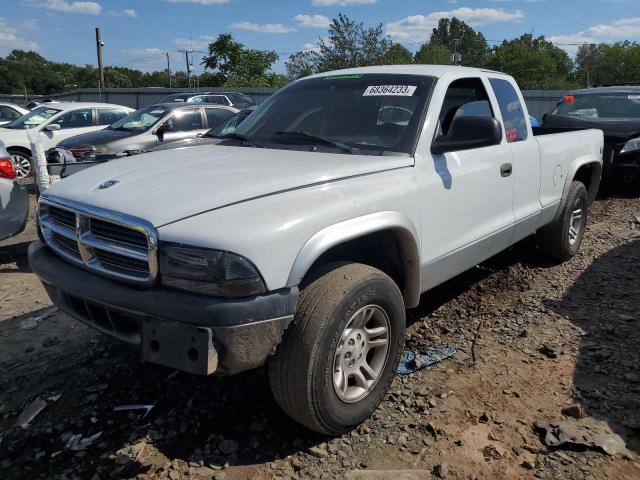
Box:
[500,163,513,177]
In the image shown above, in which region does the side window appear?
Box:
[205,96,226,105]
[97,108,129,126]
[205,108,234,128]
[0,106,21,121]
[56,109,93,129]
[438,78,494,135]
[191,96,204,103]
[489,78,528,143]
[163,109,203,132]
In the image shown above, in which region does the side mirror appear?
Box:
[541,113,548,124]
[431,116,502,154]
[155,126,166,142]
[45,123,61,132]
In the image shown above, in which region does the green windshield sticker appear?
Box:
[324,74,364,80]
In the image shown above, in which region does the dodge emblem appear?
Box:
[98,180,119,190]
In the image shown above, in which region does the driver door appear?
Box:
[418,76,515,289]
[157,107,205,144]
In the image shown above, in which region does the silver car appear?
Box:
[0,140,29,240]
[48,103,239,177]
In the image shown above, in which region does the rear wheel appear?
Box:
[269,263,405,435]
[538,180,588,262]
[7,150,32,179]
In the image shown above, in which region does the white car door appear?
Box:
[416,75,515,289]
[488,77,542,243]
[39,107,97,150]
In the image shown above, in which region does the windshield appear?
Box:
[552,93,640,120]
[233,74,435,155]
[206,110,253,137]
[109,106,168,133]
[5,106,61,129]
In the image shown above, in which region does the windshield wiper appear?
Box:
[218,132,261,148]
[274,131,360,155]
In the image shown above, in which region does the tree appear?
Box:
[285,51,320,80]
[428,18,490,67]
[488,34,575,89]
[382,43,413,65]
[414,43,452,65]
[202,33,280,87]
[316,14,393,71]
[574,42,640,86]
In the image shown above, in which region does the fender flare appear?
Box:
[286,211,422,308]
[555,156,602,220]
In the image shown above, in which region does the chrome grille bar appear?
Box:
[38,195,158,287]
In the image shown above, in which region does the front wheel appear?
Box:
[538,180,588,262]
[7,150,32,179]
[269,263,405,435]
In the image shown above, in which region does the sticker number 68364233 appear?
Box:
[363,85,417,96]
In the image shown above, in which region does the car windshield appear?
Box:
[552,93,640,120]
[206,110,253,137]
[233,74,435,155]
[5,106,61,129]
[109,106,168,133]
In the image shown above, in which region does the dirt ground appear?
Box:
[0,191,639,480]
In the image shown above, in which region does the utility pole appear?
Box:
[95,27,105,97]
[452,38,461,65]
[178,49,194,88]
[185,50,191,88]
[166,52,172,88]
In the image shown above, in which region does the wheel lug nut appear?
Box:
[357,334,361,341]
[348,339,355,346]
[345,352,351,358]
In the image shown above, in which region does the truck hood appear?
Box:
[44,145,413,227]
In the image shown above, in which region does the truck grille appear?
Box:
[38,196,158,286]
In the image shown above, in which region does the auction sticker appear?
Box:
[363,85,417,96]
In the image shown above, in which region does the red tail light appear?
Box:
[0,158,17,180]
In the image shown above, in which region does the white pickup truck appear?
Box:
[29,66,603,435]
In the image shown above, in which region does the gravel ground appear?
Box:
[0,192,639,480]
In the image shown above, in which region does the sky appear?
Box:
[1,0,639,74]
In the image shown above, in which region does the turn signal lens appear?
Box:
[0,158,16,179]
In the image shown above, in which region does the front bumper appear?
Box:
[29,241,297,375]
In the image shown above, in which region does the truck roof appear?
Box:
[310,64,505,80]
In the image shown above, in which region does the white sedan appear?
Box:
[0,102,133,178]
[0,103,29,126]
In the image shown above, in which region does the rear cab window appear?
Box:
[489,78,528,142]
[96,108,130,126]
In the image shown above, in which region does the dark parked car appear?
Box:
[542,85,640,183]
[157,92,256,109]
[47,103,238,177]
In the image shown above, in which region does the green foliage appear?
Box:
[285,51,320,80]
[429,18,490,67]
[317,14,393,71]
[202,33,280,87]
[487,34,576,89]
[414,44,452,65]
[382,43,414,65]
[574,42,640,86]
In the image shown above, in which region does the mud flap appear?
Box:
[141,318,218,375]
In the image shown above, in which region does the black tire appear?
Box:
[7,149,32,179]
[269,263,405,435]
[538,180,588,263]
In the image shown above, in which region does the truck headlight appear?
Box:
[159,243,266,297]
[620,138,640,155]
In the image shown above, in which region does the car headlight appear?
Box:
[620,138,640,155]
[159,243,266,297]
[95,145,109,154]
